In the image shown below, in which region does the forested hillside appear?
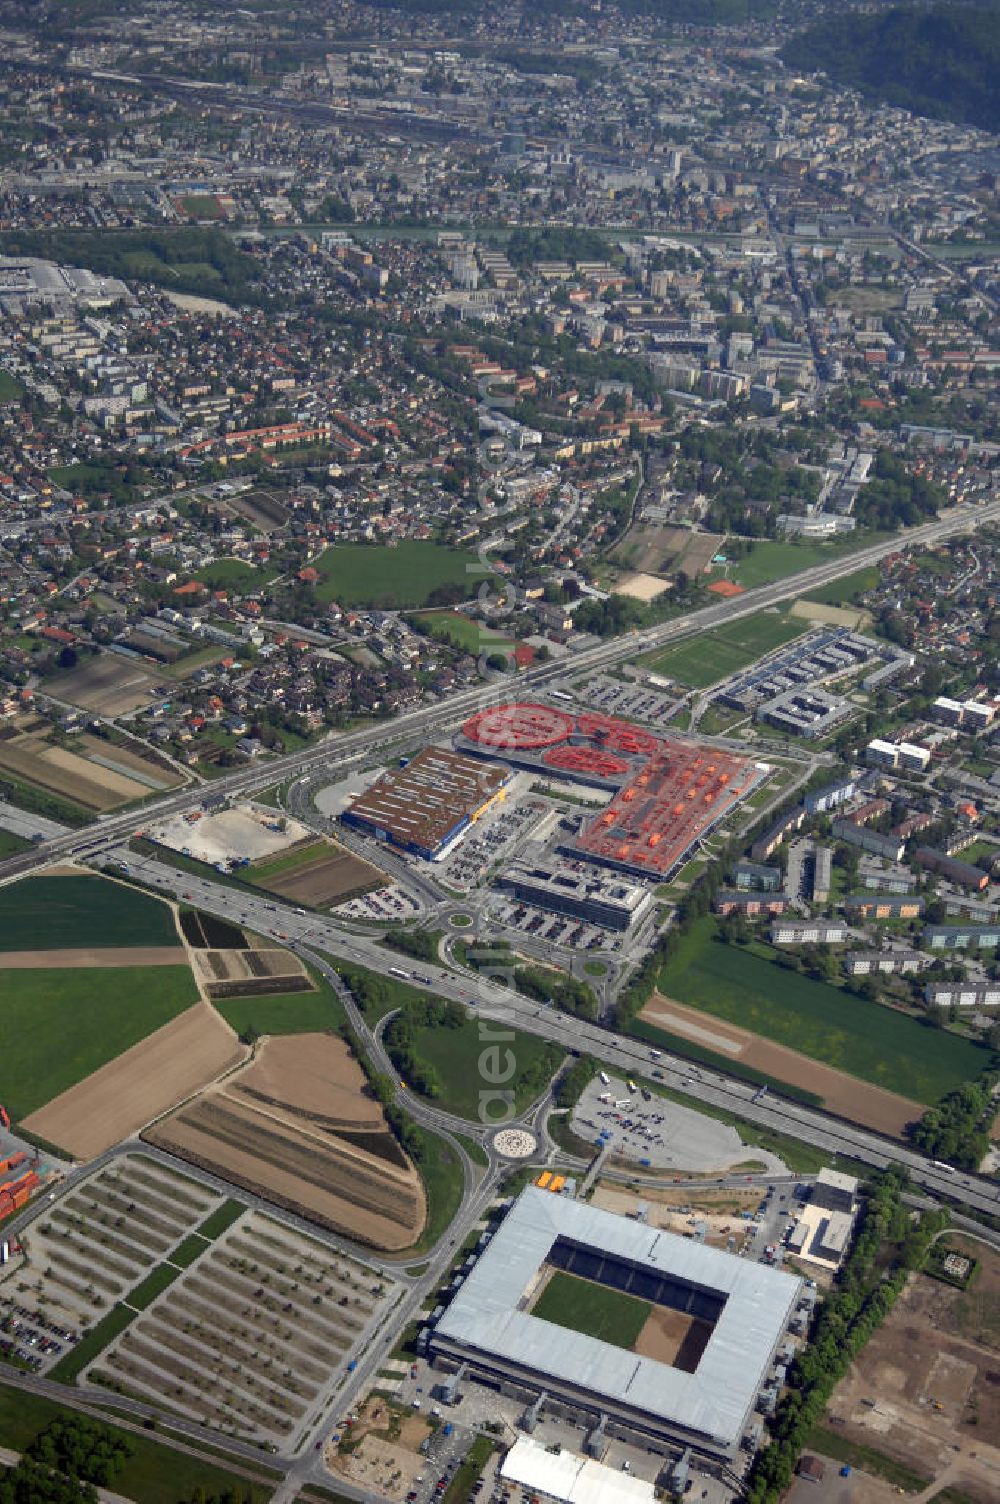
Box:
[780,5,1000,133]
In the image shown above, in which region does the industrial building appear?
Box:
[460,702,763,882]
[504,862,655,933]
[341,746,511,859]
[429,1187,800,1462]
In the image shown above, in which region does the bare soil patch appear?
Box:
[261,843,386,908]
[44,655,162,716]
[825,1242,1000,1504]
[24,1003,247,1158]
[790,599,870,631]
[0,945,185,970]
[144,1033,425,1249]
[614,571,672,602]
[643,993,921,1137]
[634,1305,712,1372]
[75,733,183,790]
[613,525,724,579]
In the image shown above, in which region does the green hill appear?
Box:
[780,5,1000,133]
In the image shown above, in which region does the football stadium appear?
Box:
[429,1188,801,1462]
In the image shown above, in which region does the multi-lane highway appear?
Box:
[3,497,998,895]
[104,845,1000,1223]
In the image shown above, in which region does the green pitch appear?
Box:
[531,1271,652,1350]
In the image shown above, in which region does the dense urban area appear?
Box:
[0,2,998,1504]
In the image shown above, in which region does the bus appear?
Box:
[931,1160,955,1173]
[550,690,573,702]
[388,967,410,980]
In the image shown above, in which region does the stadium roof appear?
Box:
[435,1188,801,1449]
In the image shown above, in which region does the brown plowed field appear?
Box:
[144,1033,425,1249]
[44,655,162,716]
[0,734,147,809]
[258,842,386,908]
[23,1003,247,1158]
[642,993,921,1137]
[0,946,185,970]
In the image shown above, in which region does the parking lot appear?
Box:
[487,893,616,951]
[340,881,421,921]
[570,1075,792,1176]
[560,674,681,729]
[435,780,547,892]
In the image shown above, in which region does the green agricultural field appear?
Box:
[531,1271,651,1349]
[658,919,988,1105]
[1,966,198,1121]
[402,1016,563,1120]
[212,979,344,1039]
[193,557,276,593]
[0,874,180,952]
[0,1382,272,1504]
[643,610,806,688]
[310,541,488,609]
[411,610,515,656]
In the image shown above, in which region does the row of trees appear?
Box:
[746,1170,948,1502]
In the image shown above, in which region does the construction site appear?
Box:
[458,702,765,881]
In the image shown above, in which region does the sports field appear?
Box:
[0,965,199,1121]
[0,874,179,951]
[310,541,487,609]
[643,610,806,688]
[194,557,276,592]
[531,1271,651,1349]
[658,919,987,1106]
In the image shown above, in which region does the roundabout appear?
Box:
[491,1127,538,1160]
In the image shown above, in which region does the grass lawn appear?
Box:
[0,828,29,857]
[659,919,988,1105]
[1,966,198,1121]
[0,370,23,401]
[193,557,275,593]
[0,874,179,951]
[441,1436,495,1504]
[408,1129,465,1255]
[725,535,873,590]
[403,1017,563,1120]
[805,565,881,606]
[411,609,514,655]
[0,1382,272,1504]
[642,609,806,688]
[310,541,487,609]
[531,1271,651,1349]
[212,980,344,1038]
